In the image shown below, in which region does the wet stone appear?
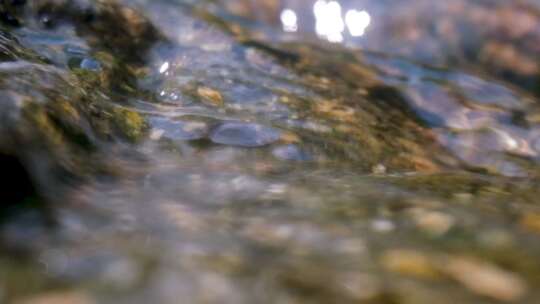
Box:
[209,122,281,147]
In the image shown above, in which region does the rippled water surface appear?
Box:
[1,0,540,303]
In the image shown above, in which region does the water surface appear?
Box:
[1,1,540,303]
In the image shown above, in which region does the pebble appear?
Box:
[444,257,527,302]
[197,86,223,107]
[410,209,455,236]
[209,122,281,147]
[381,249,438,279]
[381,248,528,302]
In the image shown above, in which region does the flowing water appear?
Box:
[0,0,540,303]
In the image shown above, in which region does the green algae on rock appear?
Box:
[111,107,148,142]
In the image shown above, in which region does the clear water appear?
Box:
[1,1,540,303]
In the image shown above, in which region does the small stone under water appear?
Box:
[1,0,540,303]
[79,58,101,71]
[272,144,312,161]
[68,57,101,71]
[149,117,209,141]
[209,122,281,147]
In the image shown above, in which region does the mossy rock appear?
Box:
[112,107,148,142]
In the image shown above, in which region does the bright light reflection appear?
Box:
[280,9,298,32]
[159,62,169,74]
[313,0,345,43]
[345,9,371,37]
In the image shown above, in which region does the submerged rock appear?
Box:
[272,144,312,161]
[79,58,101,71]
[149,117,209,141]
[209,122,281,147]
[444,257,528,302]
[1,1,540,304]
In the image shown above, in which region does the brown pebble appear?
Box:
[443,257,527,302]
[381,249,439,279]
[197,86,224,106]
[520,213,540,234]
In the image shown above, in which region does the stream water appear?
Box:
[1,1,540,303]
